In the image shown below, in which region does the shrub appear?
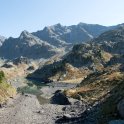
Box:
[0,71,5,83]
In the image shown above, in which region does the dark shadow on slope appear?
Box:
[55,78,124,124]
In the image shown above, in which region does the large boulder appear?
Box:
[109,120,124,124]
[117,99,124,118]
[51,90,71,105]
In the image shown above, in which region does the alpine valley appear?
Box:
[0,23,124,124]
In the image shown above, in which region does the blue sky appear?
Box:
[0,0,124,37]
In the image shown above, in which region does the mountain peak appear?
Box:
[78,22,87,26]
[48,23,63,29]
[19,30,30,39]
[54,23,62,27]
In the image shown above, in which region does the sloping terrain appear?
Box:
[28,42,112,82]
[0,31,61,59]
[32,23,118,47]
[64,64,124,124]
[0,71,16,104]
[93,26,124,54]
[29,26,124,83]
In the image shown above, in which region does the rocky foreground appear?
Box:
[0,94,64,124]
[0,82,86,124]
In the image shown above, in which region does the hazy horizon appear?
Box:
[0,0,124,37]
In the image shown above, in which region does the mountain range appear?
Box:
[0,23,124,60]
[32,23,119,46]
[0,31,61,59]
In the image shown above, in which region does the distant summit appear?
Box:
[19,30,30,39]
[32,23,119,46]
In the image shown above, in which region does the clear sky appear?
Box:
[0,0,124,37]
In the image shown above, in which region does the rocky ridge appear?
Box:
[0,31,61,59]
[32,23,119,47]
[0,23,123,60]
[29,26,124,82]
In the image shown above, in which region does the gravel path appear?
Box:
[0,94,65,124]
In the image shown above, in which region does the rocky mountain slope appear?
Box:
[28,26,124,83]
[28,43,111,82]
[0,31,61,59]
[37,26,124,124]
[93,26,124,54]
[64,64,124,124]
[32,23,118,47]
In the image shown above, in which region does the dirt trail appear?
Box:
[0,94,64,124]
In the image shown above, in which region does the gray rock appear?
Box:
[51,91,71,105]
[109,120,124,124]
[63,114,72,119]
[62,107,66,111]
[117,99,124,118]
[0,31,60,59]
[68,98,82,105]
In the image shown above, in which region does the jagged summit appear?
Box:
[1,22,124,60]
[33,22,122,46]
[19,30,30,38]
[51,23,62,28]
